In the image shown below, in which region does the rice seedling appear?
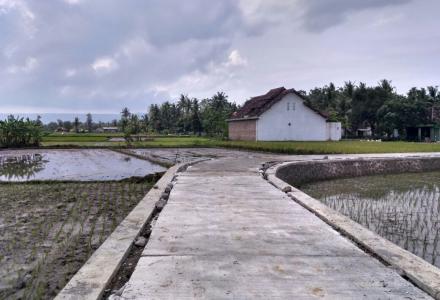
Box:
[302,171,440,268]
[0,180,154,299]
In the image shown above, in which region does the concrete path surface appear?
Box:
[120,157,431,299]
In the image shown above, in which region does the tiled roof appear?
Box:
[230,87,328,120]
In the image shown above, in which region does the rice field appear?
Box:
[0,180,154,300]
[301,172,440,268]
[41,133,440,155]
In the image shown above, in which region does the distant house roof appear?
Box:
[228,87,328,121]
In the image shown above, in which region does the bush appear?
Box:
[0,115,43,148]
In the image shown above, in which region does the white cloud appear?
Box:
[119,37,153,61]
[155,49,248,98]
[371,13,404,27]
[63,0,83,5]
[0,0,438,113]
[225,50,248,67]
[65,68,77,78]
[0,0,36,37]
[91,57,118,73]
[7,56,38,74]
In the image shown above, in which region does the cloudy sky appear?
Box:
[0,0,439,114]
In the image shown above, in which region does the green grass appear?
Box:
[211,140,440,154]
[40,134,440,154]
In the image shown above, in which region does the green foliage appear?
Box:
[146,92,237,137]
[0,115,43,148]
[306,80,440,137]
[200,92,237,137]
[86,113,93,132]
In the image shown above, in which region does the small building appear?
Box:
[406,125,440,142]
[97,126,119,133]
[357,127,372,138]
[55,127,68,133]
[227,87,341,141]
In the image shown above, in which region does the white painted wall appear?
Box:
[256,93,341,141]
[326,122,342,141]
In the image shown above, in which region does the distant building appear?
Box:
[406,125,440,142]
[97,126,119,133]
[55,127,69,133]
[227,87,342,141]
[357,127,372,138]
[406,106,440,142]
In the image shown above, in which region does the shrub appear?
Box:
[0,115,43,148]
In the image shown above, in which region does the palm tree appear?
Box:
[74,117,80,133]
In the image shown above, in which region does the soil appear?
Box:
[0,180,156,300]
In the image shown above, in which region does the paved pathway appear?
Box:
[121,156,431,299]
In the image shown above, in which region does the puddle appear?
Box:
[0,149,166,182]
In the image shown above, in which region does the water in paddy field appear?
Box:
[301,172,440,268]
[0,149,166,181]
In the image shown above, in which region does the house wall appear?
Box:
[228,119,256,141]
[326,122,342,141]
[256,94,331,141]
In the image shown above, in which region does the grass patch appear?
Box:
[41,134,440,154]
[0,180,155,300]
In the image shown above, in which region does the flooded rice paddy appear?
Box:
[0,149,166,181]
[0,181,156,299]
[301,171,440,268]
[0,149,166,299]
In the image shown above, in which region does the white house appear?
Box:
[227,87,342,141]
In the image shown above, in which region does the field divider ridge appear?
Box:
[55,158,208,300]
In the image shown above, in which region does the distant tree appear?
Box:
[120,107,131,132]
[191,99,202,135]
[141,114,149,132]
[121,107,131,119]
[177,94,192,133]
[148,104,161,132]
[36,115,43,126]
[200,92,237,137]
[63,121,73,131]
[46,122,58,132]
[129,114,141,134]
[74,117,80,133]
[86,113,93,132]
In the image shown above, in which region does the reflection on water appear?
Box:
[0,150,166,182]
[0,154,47,181]
[301,172,440,267]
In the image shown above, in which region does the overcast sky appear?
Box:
[1,0,439,114]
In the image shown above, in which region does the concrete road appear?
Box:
[121,156,431,299]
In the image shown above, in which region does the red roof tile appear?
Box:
[230,87,328,120]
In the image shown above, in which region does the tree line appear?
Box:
[44,113,105,133]
[130,80,439,139]
[4,80,439,145]
[303,80,440,137]
[120,92,238,138]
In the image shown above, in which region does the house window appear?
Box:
[287,102,296,111]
